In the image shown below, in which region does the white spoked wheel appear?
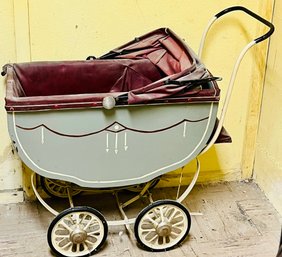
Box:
[134,200,191,251]
[41,176,82,198]
[48,206,108,257]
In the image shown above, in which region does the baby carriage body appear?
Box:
[5,27,220,188]
[8,100,218,188]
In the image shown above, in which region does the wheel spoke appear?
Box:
[49,183,56,190]
[164,205,172,216]
[140,228,155,233]
[141,230,156,238]
[56,237,68,246]
[172,220,184,228]
[60,220,73,232]
[61,241,72,250]
[55,228,70,234]
[83,242,91,252]
[85,239,97,246]
[168,208,178,222]
[55,234,70,239]
[148,234,159,243]
[152,208,159,220]
[172,213,183,220]
[75,243,80,252]
[144,215,159,226]
[79,213,88,225]
[75,213,81,225]
[59,187,65,195]
[170,231,180,237]
[159,206,165,222]
[87,229,101,237]
[161,235,166,245]
[84,217,96,230]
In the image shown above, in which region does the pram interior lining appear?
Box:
[5,28,219,112]
[13,59,165,97]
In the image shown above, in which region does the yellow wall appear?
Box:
[0,0,23,203]
[254,0,282,215]
[0,1,274,201]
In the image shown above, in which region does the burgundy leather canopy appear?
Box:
[5,28,220,112]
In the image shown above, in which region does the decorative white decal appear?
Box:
[124,132,128,151]
[106,133,109,152]
[41,127,45,144]
[115,133,119,154]
[183,121,187,138]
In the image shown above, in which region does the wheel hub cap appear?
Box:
[156,221,172,236]
[70,228,87,244]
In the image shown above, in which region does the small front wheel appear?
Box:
[134,200,191,251]
[48,206,108,257]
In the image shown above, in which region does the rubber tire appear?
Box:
[134,200,191,252]
[47,206,108,257]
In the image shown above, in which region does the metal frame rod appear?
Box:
[176,158,200,204]
[31,173,59,216]
[67,187,74,208]
[201,40,256,154]
[120,181,152,209]
[114,192,134,237]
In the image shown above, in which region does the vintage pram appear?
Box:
[2,6,274,257]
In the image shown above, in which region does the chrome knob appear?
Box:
[102,96,116,110]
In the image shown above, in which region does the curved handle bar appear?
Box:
[199,6,274,154]
[215,6,274,43]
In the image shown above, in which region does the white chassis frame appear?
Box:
[31,158,201,227]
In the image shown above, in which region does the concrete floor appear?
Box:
[0,181,281,257]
